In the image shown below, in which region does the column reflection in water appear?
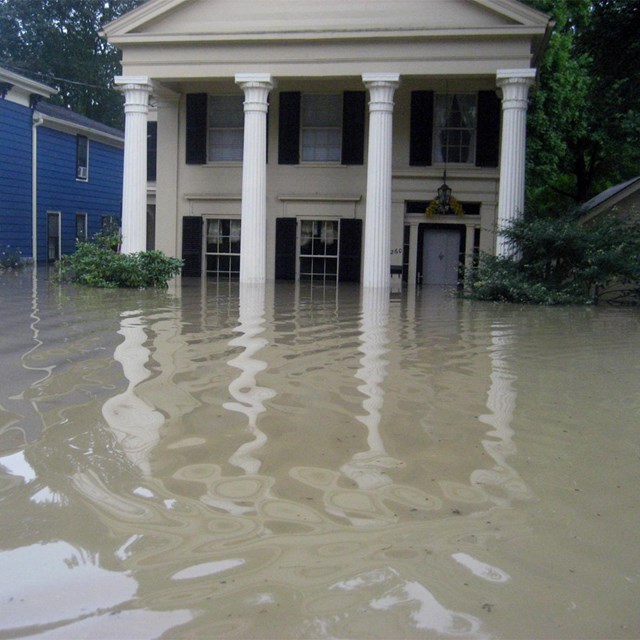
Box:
[24,268,53,387]
[4,269,52,447]
[223,283,275,475]
[473,324,532,505]
[341,286,402,490]
[101,311,164,476]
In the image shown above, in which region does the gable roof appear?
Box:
[102,0,551,43]
[35,101,123,145]
[580,176,640,222]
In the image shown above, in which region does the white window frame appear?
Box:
[433,93,477,165]
[204,217,242,278]
[301,93,342,163]
[297,218,340,282]
[207,94,245,163]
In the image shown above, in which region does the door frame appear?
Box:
[416,222,466,286]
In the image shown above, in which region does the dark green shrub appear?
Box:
[466,215,640,305]
[55,239,183,289]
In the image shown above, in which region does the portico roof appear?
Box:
[103,0,551,41]
[102,0,552,82]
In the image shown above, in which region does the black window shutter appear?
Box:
[341,91,366,165]
[410,91,433,167]
[186,93,208,165]
[339,218,362,282]
[147,122,157,181]
[278,92,301,165]
[476,90,501,168]
[181,216,203,277]
[275,217,297,280]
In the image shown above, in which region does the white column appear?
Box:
[362,73,400,289]
[235,74,274,284]
[115,76,152,254]
[496,69,536,257]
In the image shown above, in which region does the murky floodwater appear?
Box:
[0,268,638,640]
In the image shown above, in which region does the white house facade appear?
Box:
[102,0,552,286]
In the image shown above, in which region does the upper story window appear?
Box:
[76,135,89,180]
[185,89,366,167]
[208,94,244,162]
[301,93,342,162]
[433,93,477,164]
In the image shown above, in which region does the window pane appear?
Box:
[76,214,87,241]
[300,257,312,276]
[433,93,476,164]
[209,129,243,161]
[301,129,341,162]
[300,221,313,251]
[206,219,220,252]
[208,95,244,161]
[205,218,241,277]
[302,94,341,127]
[209,95,244,127]
[76,135,88,179]
[298,219,339,282]
[76,136,88,165]
[301,94,342,162]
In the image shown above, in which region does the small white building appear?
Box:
[102,0,552,286]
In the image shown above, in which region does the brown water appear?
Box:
[0,268,638,640]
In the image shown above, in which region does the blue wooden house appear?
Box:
[0,66,123,263]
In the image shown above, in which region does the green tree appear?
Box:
[579,0,640,183]
[0,0,145,128]
[524,0,640,213]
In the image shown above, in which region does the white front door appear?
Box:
[422,228,461,285]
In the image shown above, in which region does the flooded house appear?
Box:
[0,67,124,263]
[101,0,553,287]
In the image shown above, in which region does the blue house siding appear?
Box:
[0,100,33,258]
[36,127,123,261]
[1,68,123,264]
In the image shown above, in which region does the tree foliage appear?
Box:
[466,215,640,305]
[525,0,640,213]
[0,0,145,128]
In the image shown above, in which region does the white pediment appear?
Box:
[105,0,550,40]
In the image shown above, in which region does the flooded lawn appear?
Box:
[0,268,639,639]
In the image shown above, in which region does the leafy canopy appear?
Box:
[0,0,145,127]
[524,0,640,212]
